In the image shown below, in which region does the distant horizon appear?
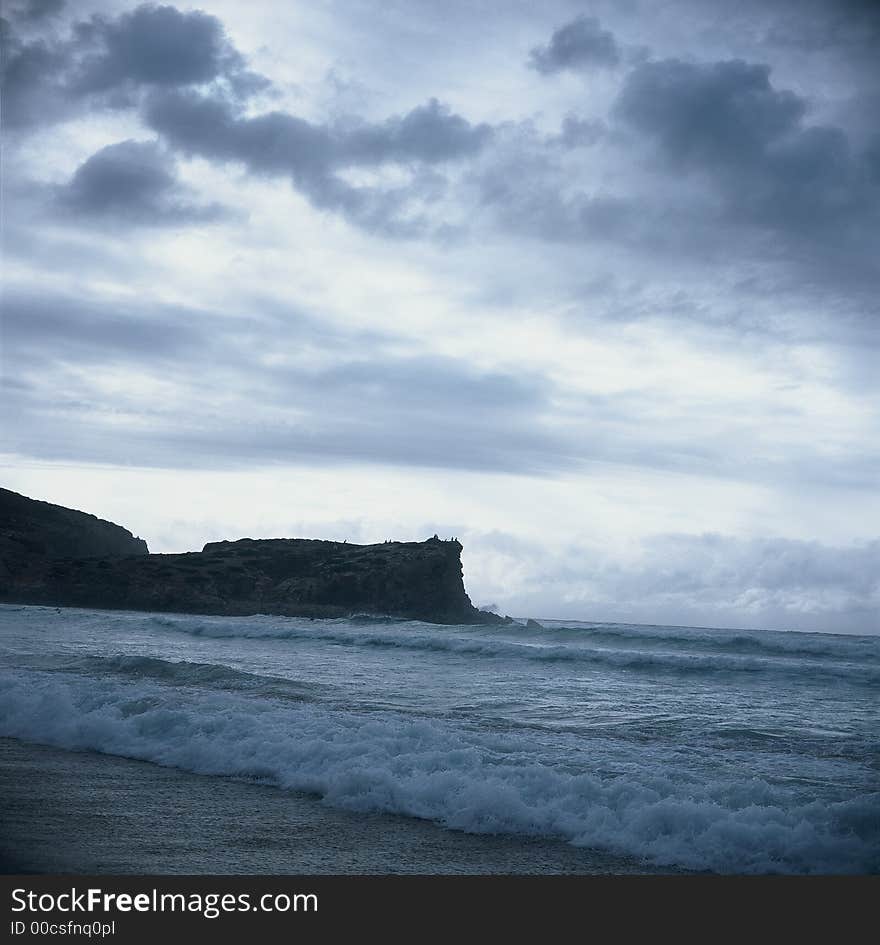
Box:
[2,0,878,635]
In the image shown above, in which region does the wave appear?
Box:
[1,667,877,874]
[142,614,879,685]
[4,604,875,668]
[542,621,880,661]
[2,652,328,703]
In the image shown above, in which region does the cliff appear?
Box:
[0,487,148,587]
[0,489,498,624]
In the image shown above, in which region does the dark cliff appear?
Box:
[0,489,498,624]
[0,487,148,587]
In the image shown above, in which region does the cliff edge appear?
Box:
[0,487,148,588]
[0,489,499,624]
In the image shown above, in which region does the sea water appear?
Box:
[0,604,877,873]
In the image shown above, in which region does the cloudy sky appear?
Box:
[2,0,878,632]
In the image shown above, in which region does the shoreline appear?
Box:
[0,738,663,875]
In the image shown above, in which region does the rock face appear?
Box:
[0,488,148,586]
[0,489,497,624]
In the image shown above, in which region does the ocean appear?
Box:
[0,603,877,874]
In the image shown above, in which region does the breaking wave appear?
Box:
[140,613,879,684]
[1,666,877,874]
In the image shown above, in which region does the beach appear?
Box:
[0,737,649,874]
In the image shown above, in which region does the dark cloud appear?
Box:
[471,133,644,247]
[1,288,566,476]
[529,16,621,73]
[614,57,880,252]
[6,0,65,22]
[73,4,245,92]
[0,3,266,132]
[344,99,493,163]
[54,139,227,226]
[553,116,606,149]
[143,90,491,232]
[1,288,204,365]
[0,19,73,129]
[763,0,880,54]
[616,59,805,167]
[470,53,879,290]
[145,90,490,167]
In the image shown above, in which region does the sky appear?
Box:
[1,0,878,633]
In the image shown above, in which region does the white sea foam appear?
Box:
[1,666,877,874]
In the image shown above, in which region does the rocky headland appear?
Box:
[0,488,500,624]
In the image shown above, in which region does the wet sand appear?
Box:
[0,738,659,874]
